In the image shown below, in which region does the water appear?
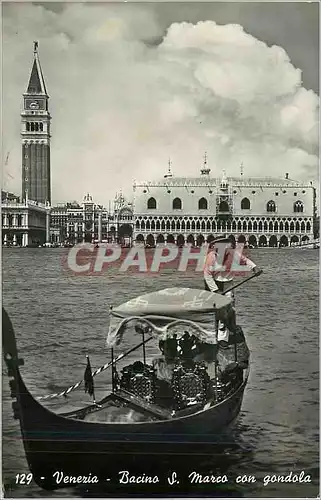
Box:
[2,247,319,498]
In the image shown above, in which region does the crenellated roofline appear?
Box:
[133,176,315,189]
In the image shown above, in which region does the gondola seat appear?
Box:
[172,361,210,410]
[120,362,156,403]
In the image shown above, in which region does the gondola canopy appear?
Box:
[106,287,233,347]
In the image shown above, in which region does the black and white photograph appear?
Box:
[2,1,319,498]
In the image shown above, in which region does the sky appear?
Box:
[2,1,319,206]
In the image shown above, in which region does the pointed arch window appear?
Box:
[26,122,30,132]
[266,200,276,213]
[147,197,157,210]
[293,201,304,213]
[198,197,208,210]
[241,197,251,210]
[173,197,182,210]
[40,123,43,132]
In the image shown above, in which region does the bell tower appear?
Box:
[21,41,51,204]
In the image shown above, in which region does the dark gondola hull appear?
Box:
[14,367,247,491]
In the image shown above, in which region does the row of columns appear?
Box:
[133,232,313,241]
[3,233,29,246]
[135,223,312,234]
[3,209,50,245]
[3,213,29,227]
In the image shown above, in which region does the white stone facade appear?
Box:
[2,193,50,247]
[132,172,316,247]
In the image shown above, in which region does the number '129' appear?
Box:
[15,473,33,485]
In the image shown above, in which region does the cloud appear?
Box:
[2,4,319,206]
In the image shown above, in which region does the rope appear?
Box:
[36,337,153,401]
[36,359,113,401]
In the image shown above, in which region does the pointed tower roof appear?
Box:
[26,41,47,95]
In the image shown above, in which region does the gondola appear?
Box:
[3,284,257,493]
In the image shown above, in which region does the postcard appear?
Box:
[2,1,319,498]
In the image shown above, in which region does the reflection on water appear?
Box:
[2,248,319,498]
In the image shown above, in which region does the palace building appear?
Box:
[132,159,317,248]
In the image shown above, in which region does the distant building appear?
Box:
[2,190,50,247]
[50,192,133,245]
[132,159,316,248]
[50,194,109,244]
[109,191,134,246]
[3,43,317,249]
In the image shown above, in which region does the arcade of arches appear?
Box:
[134,216,313,247]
